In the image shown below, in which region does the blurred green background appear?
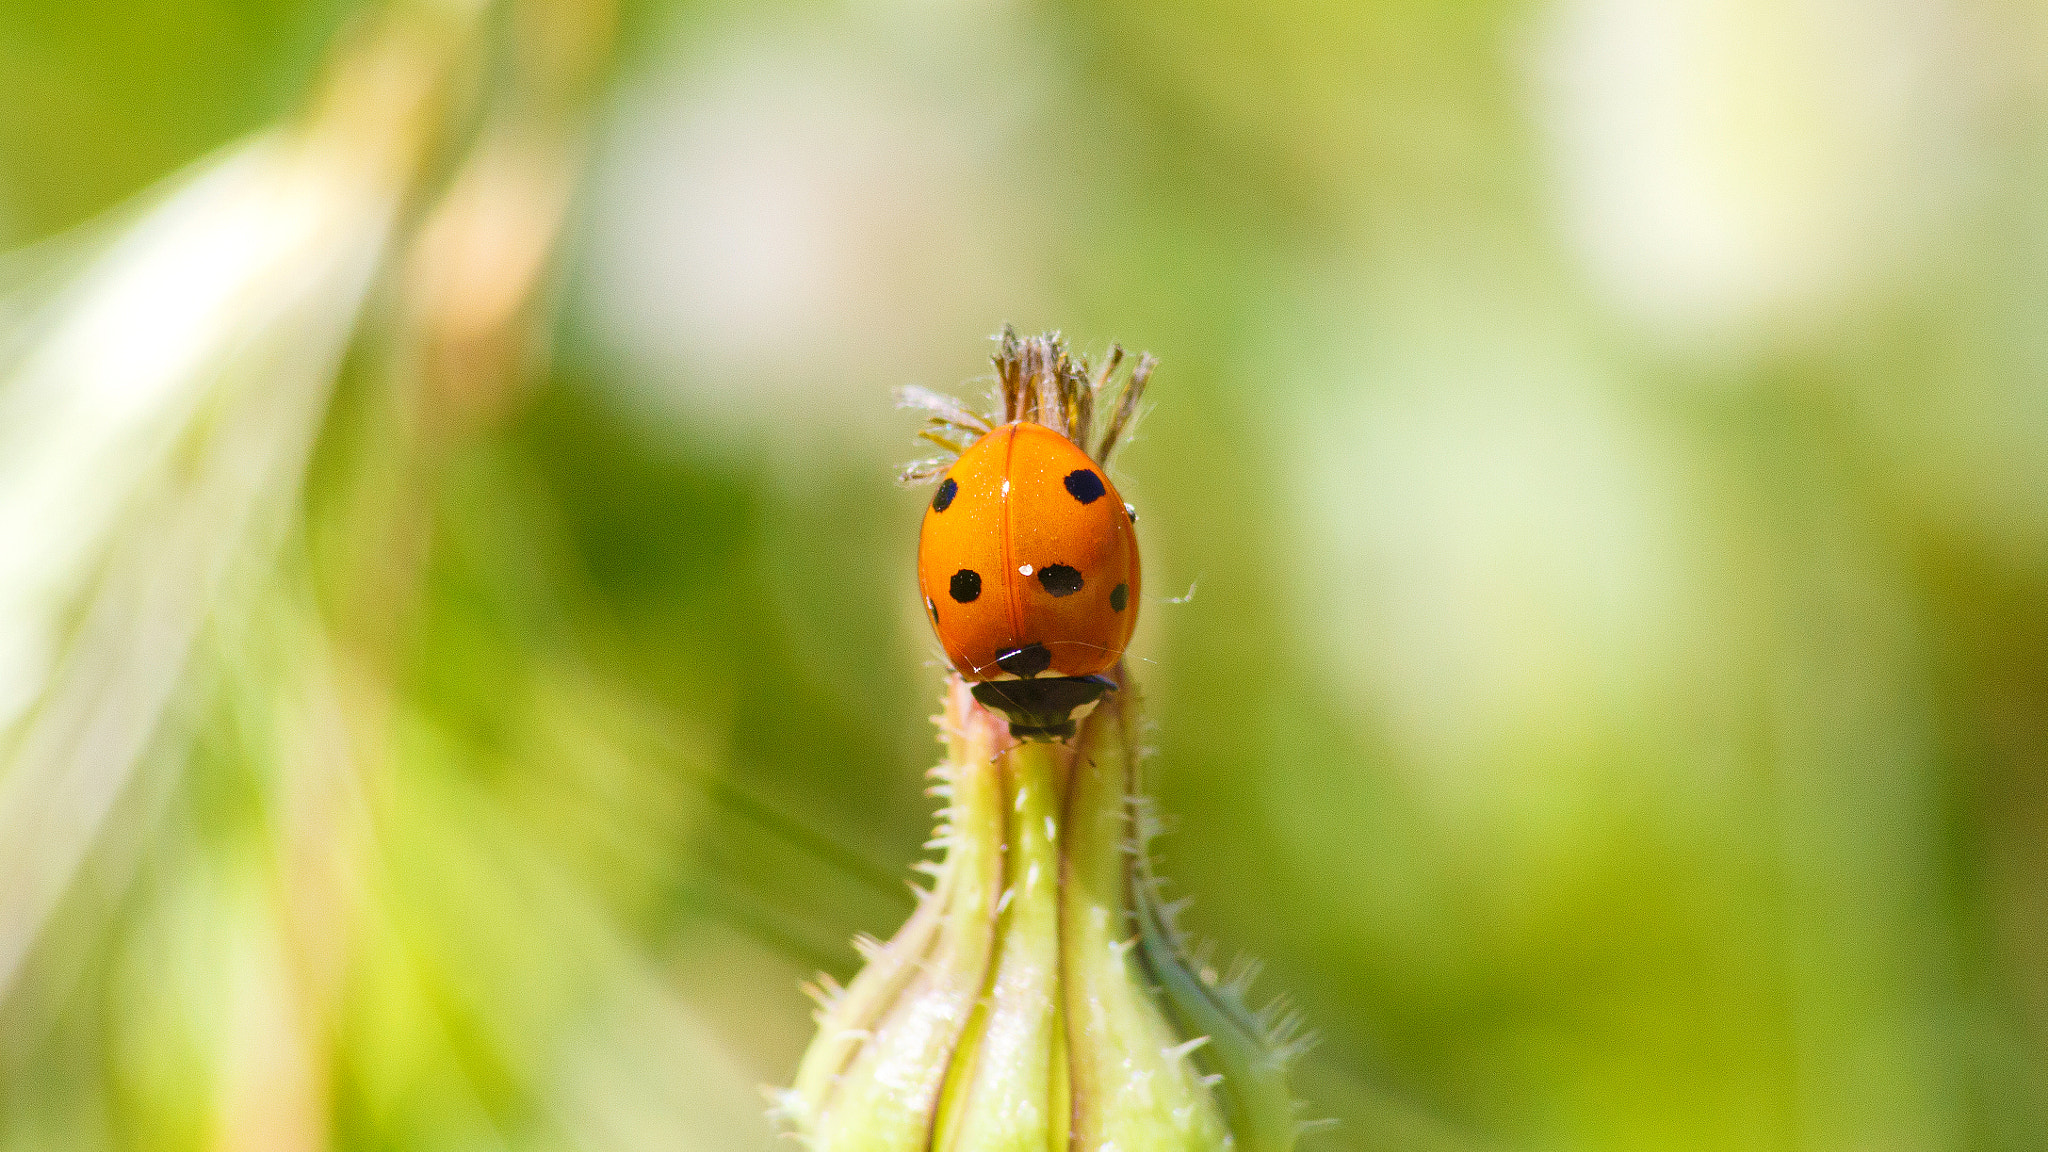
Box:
[3,0,2048,1149]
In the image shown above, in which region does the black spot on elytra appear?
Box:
[996,642,1053,678]
[931,478,957,513]
[950,569,981,603]
[1110,583,1129,612]
[1038,564,1083,597]
[1064,469,1106,505]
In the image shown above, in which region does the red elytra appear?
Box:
[917,422,1140,682]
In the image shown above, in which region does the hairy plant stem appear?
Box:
[783,672,1302,1150]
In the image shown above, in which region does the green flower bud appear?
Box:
[778,673,1309,1150]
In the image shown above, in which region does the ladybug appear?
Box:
[917,422,1140,740]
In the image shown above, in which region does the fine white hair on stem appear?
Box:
[895,384,991,437]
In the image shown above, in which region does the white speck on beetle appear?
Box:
[1001,479,1010,495]
[1019,564,1033,576]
